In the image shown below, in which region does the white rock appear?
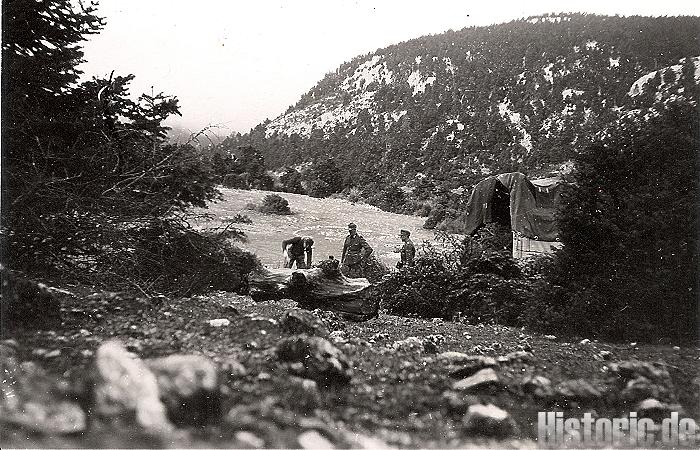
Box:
[235,431,265,448]
[453,368,500,391]
[208,318,230,327]
[298,430,335,449]
[93,341,173,433]
[438,351,471,361]
[463,403,516,436]
[580,339,591,345]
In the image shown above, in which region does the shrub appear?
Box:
[227,214,253,224]
[378,233,529,323]
[258,194,292,215]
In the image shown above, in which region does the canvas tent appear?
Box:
[463,172,565,258]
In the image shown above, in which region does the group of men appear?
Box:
[282,223,415,277]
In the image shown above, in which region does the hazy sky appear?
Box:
[79,0,700,135]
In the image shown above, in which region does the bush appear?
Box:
[228,214,253,224]
[257,194,292,215]
[377,233,529,323]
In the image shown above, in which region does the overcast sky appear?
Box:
[79,0,700,135]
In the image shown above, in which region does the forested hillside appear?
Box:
[221,14,699,198]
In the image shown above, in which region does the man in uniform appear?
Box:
[341,223,373,278]
[394,229,415,269]
[282,236,314,269]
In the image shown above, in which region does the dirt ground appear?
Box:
[3,286,699,448]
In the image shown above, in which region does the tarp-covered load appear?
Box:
[463,172,567,258]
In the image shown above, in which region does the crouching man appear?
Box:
[282,236,314,269]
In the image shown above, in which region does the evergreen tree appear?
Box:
[2,0,235,294]
[549,98,698,342]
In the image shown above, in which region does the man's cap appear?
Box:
[348,223,357,229]
[400,229,411,236]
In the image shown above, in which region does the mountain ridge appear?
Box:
[220,13,699,198]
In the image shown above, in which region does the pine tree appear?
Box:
[551,98,698,342]
[2,0,221,283]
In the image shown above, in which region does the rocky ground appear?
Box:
[2,285,699,448]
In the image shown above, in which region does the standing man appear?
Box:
[282,236,314,269]
[341,223,373,278]
[394,229,415,269]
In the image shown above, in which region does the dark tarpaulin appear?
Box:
[463,177,510,236]
[464,172,563,241]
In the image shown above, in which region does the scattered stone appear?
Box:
[221,359,247,379]
[452,368,501,392]
[544,335,556,340]
[609,360,672,385]
[329,330,346,343]
[207,318,230,327]
[45,349,61,358]
[0,344,86,435]
[91,340,173,433]
[555,379,602,402]
[283,377,322,411]
[597,351,612,361]
[32,348,48,357]
[235,431,265,448]
[463,403,517,437]
[497,351,535,364]
[422,334,445,354]
[392,336,424,351]
[522,375,554,398]
[620,376,674,404]
[257,372,272,381]
[370,332,390,342]
[635,398,683,421]
[580,339,591,345]
[343,431,396,449]
[441,391,481,414]
[1,339,19,351]
[298,430,335,449]
[281,308,330,337]
[146,354,220,426]
[448,356,498,379]
[672,346,681,351]
[439,351,471,362]
[1,400,86,434]
[277,336,352,385]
